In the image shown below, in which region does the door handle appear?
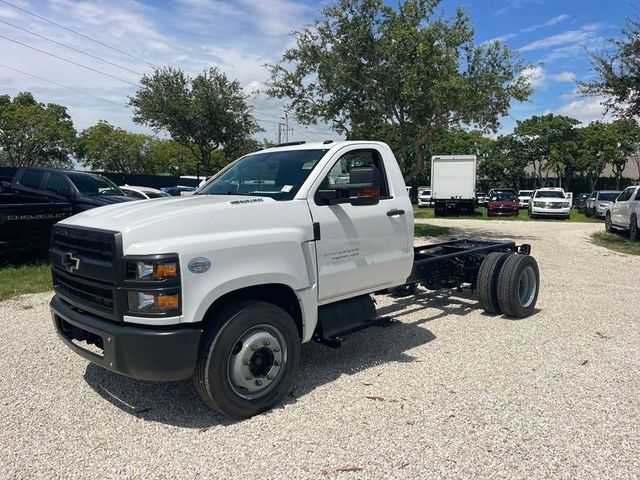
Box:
[387,209,405,216]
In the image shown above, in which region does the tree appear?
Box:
[606,119,638,189]
[129,67,262,174]
[76,121,154,174]
[479,135,528,190]
[267,0,532,182]
[579,14,640,119]
[576,122,609,191]
[512,114,580,189]
[0,92,76,168]
[146,138,199,176]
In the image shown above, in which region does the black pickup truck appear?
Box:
[0,191,71,255]
[6,167,133,215]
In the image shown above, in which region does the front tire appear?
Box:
[605,212,615,233]
[193,301,301,418]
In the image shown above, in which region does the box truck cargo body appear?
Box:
[431,155,477,215]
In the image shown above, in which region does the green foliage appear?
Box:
[76,121,154,174]
[0,261,51,301]
[267,0,532,182]
[579,15,640,119]
[129,67,262,173]
[0,92,76,168]
[513,114,580,189]
[479,135,528,189]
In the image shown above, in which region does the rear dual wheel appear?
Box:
[477,252,539,318]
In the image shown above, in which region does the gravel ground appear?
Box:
[1,219,639,479]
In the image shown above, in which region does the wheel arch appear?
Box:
[200,283,304,339]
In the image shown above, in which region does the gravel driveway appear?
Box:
[1,219,638,479]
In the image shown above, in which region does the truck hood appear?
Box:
[59,194,314,254]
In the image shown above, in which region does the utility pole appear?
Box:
[280,112,291,143]
[277,122,282,144]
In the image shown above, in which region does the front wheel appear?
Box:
[605,212,615,233]
[193,301,301,418]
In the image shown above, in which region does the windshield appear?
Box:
[489,192,517,202]
[598,192,620,201]
[535,191,565,199]
[519,191,534,196]
[198,149,328,200]
[68,173,124,196]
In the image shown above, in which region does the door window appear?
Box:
[618,188,634,202]
[46,174,71,193]
[20,170,44,188]
[635,188,640,201]
[322,149,390,198]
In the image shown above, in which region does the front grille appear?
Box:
[549,202,564,209]
[52,229,114,263]
[52,269,114,314]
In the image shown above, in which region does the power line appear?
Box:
[0,0,159,69]
[0,34,141,87]
[0,18,145,76]
[0,62,129,108]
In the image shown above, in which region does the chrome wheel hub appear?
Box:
[227,325,286,399]
[518,266,537,308]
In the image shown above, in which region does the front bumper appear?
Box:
[51,295,202,381]
[417,198,432,206]
[530,207,570,217]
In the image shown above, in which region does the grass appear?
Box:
[414,223,451,237]
[591,231,640,256]
[0,260,52,301]
[413,205,601,223]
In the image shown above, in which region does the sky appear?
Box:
[0,0,632,143]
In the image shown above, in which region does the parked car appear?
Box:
[528,187,570,219]
[486,189,519,216]
[0,191,71,255]
[161,185,197,196]
[6,167,132,214]
[605,185,640,239]
[517,190,534,209]
[417,187,432,207]
[575,192,591,212]
[476,191,486,206]
[120,185,171,200]
[585,190,621,218]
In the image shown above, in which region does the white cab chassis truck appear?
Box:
[431,155,477,216]
[50,141,539,418]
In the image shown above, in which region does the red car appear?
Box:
[487,190,519,216]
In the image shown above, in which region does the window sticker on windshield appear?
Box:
[281,185,293,192]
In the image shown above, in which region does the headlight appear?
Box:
[127,260,178,280]
[563,202,570,208]
[127,291,180,313]
[533,201,543,207]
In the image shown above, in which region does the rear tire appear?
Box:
[477,252,510,314]
[193,301,300,418]
[496,254,540,318]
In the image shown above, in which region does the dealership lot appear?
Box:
[1,219,638,479]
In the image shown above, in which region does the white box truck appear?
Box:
[431,155,477,215]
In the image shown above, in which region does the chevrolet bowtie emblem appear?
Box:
[63,252,81,272]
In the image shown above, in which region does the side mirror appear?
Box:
[317,166,381,206]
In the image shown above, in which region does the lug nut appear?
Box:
[263,340,270,346]
[251,345,258,352]
[245,375,253,380]
[274,360,281,366]
[267,374,275,380]
[255,380,263,386]
[243,360,249,366]
[273,347,280,352]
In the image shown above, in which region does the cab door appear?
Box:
[307,146,412,303]
[612,187,634,226]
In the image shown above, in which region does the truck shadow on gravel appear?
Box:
[81,289,524,429]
